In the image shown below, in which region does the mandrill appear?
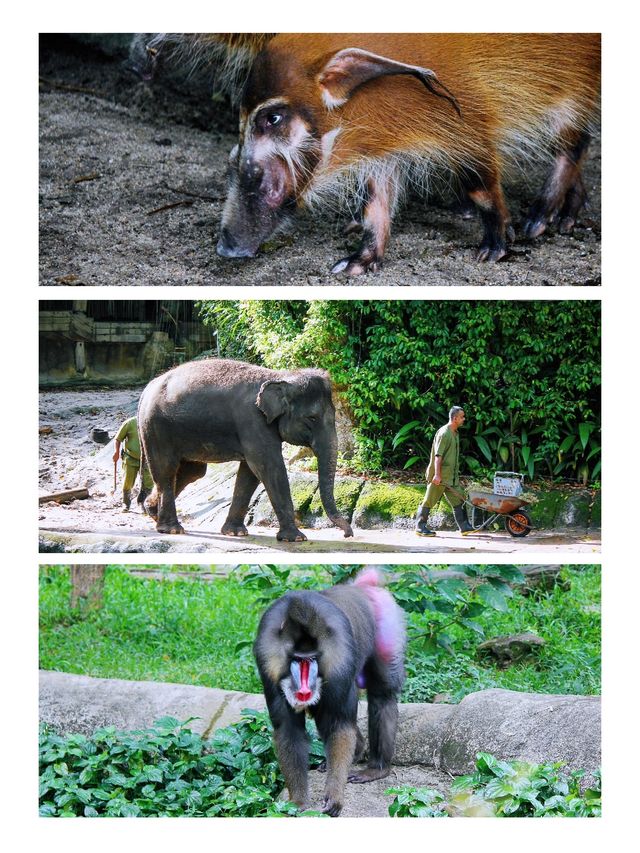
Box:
[253,568,406,816]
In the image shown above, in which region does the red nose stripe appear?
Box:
[295,659,312,702]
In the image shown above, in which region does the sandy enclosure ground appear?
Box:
[39,36,601,287]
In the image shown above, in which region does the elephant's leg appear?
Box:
[175,460,208,497]
[153,460,184,535]
[144,485,159,519]
[248,456,306,542]
[221,460,260,536]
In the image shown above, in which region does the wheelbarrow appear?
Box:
[449,471,533,537]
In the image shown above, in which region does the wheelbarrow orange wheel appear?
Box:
[505,510,532,537]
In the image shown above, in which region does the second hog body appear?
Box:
[214,33,600,274]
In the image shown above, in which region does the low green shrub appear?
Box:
[39,711,323,818]
[387,753,601,817]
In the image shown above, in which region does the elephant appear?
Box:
[136,358,354,541]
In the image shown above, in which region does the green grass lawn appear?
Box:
[39,565,600,701]
[39,568,263,692]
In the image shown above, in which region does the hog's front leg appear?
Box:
[331,167,398,276]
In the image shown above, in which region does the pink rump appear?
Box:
[353,569,404,662]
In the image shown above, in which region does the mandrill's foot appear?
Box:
[348,766,390,784]
[331,253,382,276]
[321,796,343,817]
[276,525,307,542]
[156,521,185,535]
[220,520,249,537]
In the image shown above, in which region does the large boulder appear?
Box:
[437,688,600,777]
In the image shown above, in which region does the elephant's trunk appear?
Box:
[316,439,354,538]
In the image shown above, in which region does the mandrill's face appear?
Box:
[280,655,322,711]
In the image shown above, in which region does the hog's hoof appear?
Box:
[156,522,185,535]
[276,527,307,542]
[221,521,249,537]
[331,255,382,276]
[523,218,548,239]
[476,242,508,262]
[558,216,577,234]
[342,219,363,236]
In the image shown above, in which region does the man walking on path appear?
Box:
[415,406,474,536]
[112,416,153,511]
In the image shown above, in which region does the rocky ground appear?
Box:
[39,387,601,554]
[39,35,601,287]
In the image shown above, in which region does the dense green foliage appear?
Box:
[197,300,600,482]
[39,712,600,818]
[394,564,601,701]
[40,711,324,817]
[387,754,601,817]
[40,565,600,703]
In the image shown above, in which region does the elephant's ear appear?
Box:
[256,380,291,424]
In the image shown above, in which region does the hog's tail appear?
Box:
[353,568,405,662]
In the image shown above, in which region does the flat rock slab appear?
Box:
[39,671,266,737]
[39,36,600,287]
[39,525,600,554]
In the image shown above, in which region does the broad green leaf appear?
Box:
[475,435,493,463]
[476,583,508,612]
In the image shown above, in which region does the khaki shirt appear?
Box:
[115,417,141,461]
[426,424,460,486]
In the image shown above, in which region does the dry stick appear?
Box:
[146,199,195,216]
[72,172,101,184]
[162,182,220,202]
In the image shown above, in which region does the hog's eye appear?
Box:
[267,113,283,127]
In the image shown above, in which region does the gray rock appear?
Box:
[39,671,265,737]
[477,633,546,665]
[251,472,317,527]
[438,688,600,777]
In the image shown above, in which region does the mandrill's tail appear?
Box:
[353,568,405,663]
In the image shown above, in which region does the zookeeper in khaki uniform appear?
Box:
[112,416,153,511]
[415,406,474,536]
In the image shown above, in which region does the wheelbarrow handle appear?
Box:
[443,484,468,503]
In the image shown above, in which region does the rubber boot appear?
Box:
[415,503,436,537]
[137,488,149,515]
[122,489,131,512]
[453,504,474,535]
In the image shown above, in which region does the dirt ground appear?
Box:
[39,35,601,287]
[39,388,601,555]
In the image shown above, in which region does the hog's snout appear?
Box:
[216,228,257,259]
